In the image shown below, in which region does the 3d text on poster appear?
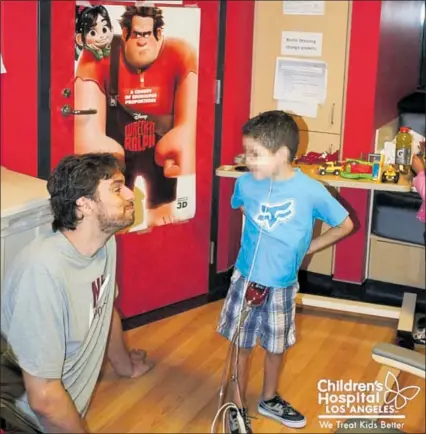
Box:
[0,54,6,74]
[74,2,200,231]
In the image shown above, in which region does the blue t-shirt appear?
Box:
[231,169,349,288]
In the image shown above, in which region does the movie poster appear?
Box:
[74,3,200,231]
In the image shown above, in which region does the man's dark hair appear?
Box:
[242,110,299,161]
[47,153,124,232]
[120,6,164,41]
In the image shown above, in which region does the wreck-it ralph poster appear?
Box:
[74,3,200,231]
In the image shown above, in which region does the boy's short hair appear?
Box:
[242,110,299,161]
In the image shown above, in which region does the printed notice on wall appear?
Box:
[277,99,318,118]
[133,0,183,4]
[0,54,6,74]
[273,57,327,104]
[282,31,322,57]
[283,1,324,15]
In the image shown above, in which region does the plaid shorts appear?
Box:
[217,269,299,354]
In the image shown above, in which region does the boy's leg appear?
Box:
[232,347,252,407]
[257,283,307,429]
[217,269,261,434]
[262,351,284,401]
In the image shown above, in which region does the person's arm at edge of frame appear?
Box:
[23,373,88,433]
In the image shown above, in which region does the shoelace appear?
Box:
[229,409,253,431]
[269,400,297,416]
[242,410,253,427]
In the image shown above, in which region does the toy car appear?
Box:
[381,165,400,183]
[317,162,343,176]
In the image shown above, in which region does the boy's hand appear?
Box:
[307,216,354,255]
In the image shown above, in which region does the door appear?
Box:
[250,0,350,135]
[49,0,220,317]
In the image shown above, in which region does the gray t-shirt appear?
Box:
[1,229,117,430]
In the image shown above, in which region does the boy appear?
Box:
[217,111,354,433]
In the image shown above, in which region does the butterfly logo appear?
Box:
[383,371,421,410]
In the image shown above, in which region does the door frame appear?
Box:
[208,0,228,296]
[37,0,52,180]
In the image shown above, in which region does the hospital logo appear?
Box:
[254,199,295,231]
[316,372,420,431]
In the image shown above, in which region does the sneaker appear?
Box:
[228,407,253,434]
[258,394,306,429]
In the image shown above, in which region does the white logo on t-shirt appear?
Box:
[254,199,295,231]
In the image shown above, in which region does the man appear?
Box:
[1,154,154,433]
[74,6,198,227]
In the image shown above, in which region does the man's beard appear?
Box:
[97,208,135,234]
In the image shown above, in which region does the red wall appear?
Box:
[373,0,423,129]
[217,0,255,271]
[0,1,38,177]
[334,0,423,283]
[333,0,382,283]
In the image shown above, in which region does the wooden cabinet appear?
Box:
[300,185,339,276]
[251,0,351,141]
[297,130,342,157]
[1,168,52,293]
[368,235,426,289]
[301,221,334,275]
[250,1,351,276]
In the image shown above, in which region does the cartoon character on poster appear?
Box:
[75,5,114,61]
[74,3,200,231]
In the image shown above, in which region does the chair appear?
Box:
[335,342,425,433]
[0,399,41,433]
[0,334,42,433]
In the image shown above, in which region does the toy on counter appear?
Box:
[317,161,343,176]
[381,165,400,183]
[339,159,374,180]
[295,150,339,165]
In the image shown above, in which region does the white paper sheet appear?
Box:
[283,0,324,16]
[0,54,6,74]
[281,31,322,57]
[277,99,318,118]
[273,57,327,104]
[135,0,183,4]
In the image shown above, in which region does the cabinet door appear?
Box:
[251,0,350,135]
[300,185,339,276]
[301,221,334,276]
[297,130,341,157]
[368,236,426,289]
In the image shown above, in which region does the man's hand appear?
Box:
[107,309,155,378]
[307,216,354,255]
[129,349,155,378]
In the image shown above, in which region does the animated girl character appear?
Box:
[75,5,114,61]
